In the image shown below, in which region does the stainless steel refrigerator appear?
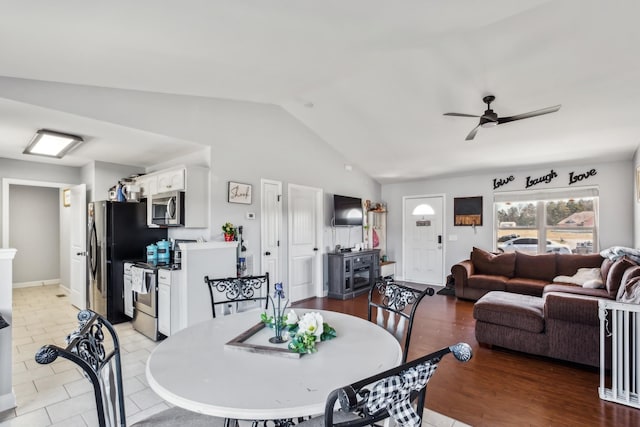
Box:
[87,201,167,324]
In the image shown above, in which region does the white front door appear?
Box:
[403,195,444,285]
[70,184,87,309]
[261,179,282,284]
[288,184,322,302]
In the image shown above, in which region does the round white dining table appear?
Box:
[145,308,402,420]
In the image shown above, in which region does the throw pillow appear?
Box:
[471,247,516,277]
[617,276,640,303]
[553,267,601,286]
[605,257,637,298]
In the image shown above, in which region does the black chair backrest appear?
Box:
[323,343,472,427]
[35,310,126,427]
[204,273,270,318]
[368,279,434,362]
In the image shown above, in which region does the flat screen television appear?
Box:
[333,194,363,226]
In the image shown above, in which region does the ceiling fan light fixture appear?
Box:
[480,121,498,128]
[23,129,84,159]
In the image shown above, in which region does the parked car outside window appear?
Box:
[497,237,571,254]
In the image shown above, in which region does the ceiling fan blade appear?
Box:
[497,105,561,125]
[444,112,481,118]
[465,125,480,141]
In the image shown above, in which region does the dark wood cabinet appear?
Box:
[328,249,380,299]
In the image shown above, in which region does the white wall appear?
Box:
[634,146,640,248]
[383,159,634,281]
[9,186,59,284]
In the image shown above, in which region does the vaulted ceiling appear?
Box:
[0,0,639,183]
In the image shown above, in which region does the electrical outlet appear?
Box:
[448,234,458,241]
[246,212,255,220]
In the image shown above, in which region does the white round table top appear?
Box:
[146,308,402,420]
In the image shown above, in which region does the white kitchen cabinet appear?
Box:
[158,280,171,336]
[178,242,237,330]
[156,168,185,193]
[158,268,181,336]
[136,165,209,228]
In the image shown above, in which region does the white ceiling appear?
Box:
[0,0,639,183]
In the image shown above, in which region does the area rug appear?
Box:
[436,286,456,296]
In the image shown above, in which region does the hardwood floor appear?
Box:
[294,288,640,427]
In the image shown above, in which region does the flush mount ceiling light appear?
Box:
[23,129,84,159]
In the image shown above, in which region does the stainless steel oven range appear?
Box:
[130,263,161,341]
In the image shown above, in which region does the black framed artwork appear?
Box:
[454,196,482,226]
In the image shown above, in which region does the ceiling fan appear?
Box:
[444,95,561,141]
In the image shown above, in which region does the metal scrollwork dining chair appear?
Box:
[297,343,473,427]
[204,273,270,318]
[35,309,224,427]
[368,279,434,363]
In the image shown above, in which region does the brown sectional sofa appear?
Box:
[451,247,640,367]
[451,248,608,301]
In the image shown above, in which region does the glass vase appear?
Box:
[269,316,286,344]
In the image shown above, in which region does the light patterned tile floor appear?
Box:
[0,285,469,427]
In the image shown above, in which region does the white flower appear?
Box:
[285,309,299,325]
[297,312,324,338]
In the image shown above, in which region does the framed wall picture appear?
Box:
[63,188,71,207]
[454,196,482,226]
[228,181,252,204]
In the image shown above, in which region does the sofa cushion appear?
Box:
[555,253,604,277]
[471,247,516,277]
[473,291,545,333]
[601,258,614,282]
[505,278,548,297]
[514,252,557,282]
[468,274,508,291]
[605,257,637,298]
[544,283,610,299]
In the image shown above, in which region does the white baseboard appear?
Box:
[13,279,61,289]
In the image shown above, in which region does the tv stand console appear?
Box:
[328,249,380,300]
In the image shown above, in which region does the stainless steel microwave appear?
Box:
[151,191,185,226]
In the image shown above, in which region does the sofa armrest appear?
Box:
[451,260,474,298]
[544,292,603,327]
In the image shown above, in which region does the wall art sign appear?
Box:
[228,181,252,204]
[525,169,557,189]
[454,196,483,226]
[493,175,515,190]
[568,168,597,185]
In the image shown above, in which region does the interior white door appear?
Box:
[403,195,444,285]
[70,184,87,309]
[288,184,322,302]
[261,179,282,283]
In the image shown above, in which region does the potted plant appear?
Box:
[222,222,236,241]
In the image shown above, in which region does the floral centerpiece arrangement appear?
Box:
[222,222,236,241]
[261,283,337,354]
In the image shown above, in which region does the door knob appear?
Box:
[313,248,318,251]
[76,251,88,256]
[265,251,271,256]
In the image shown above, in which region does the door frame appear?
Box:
[287,183,323,300]
[260,178,283,283]
[401,193,446,284]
